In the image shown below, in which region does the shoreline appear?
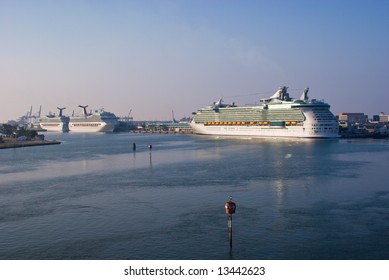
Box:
[0,139,61,149]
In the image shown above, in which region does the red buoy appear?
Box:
[225,201,236,215]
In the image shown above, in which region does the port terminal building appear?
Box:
[338,113,368,127]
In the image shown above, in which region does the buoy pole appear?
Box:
[225,196,236,251]
[148,144,153,166]
[228,214,233,249]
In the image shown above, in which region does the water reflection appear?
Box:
[149,150,153,170]
[274,179,286,204]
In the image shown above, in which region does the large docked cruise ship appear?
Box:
[190,86,339,138]
[39,107,70,132]
[68,105,119,133]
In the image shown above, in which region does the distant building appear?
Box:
[338,113,368,127]
[379,112,389,123]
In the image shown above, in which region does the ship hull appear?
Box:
[68,121,117,133]
[40,123,69,132]
[39,117,70,132]
[190,122,339,138]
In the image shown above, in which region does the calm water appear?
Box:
[0,133,389,260]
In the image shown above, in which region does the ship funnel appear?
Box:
[300,87,309,101]
[78,105,89,116]
[57,107,66,117]
[270,86,289,100]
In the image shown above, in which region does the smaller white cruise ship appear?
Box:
[68,105,119,133]
[190,86,339,138]
[39,107,70,132]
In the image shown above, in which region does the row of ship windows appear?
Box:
[197,119,304,123]
[199,114,302,119]
[313,118,336,121]
[311,127,337,130]
[71,123,101,127]
[312,111,333,115]
[311,124,336,127]
[312,110,332,113]
[201,121,303,126]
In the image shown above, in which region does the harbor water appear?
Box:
[0,133,389,259]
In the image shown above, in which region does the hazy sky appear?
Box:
[1,0,388,122]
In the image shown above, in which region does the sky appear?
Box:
[1,0,389,122]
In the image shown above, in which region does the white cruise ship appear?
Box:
[39,107,70,132]
[69,105,119,133]
[190,86,339,138]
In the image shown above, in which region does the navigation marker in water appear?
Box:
[225,196,236,249]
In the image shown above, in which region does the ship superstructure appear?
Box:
[68,105,119,132]
[39,107,70,132]
[190,86,339,138]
